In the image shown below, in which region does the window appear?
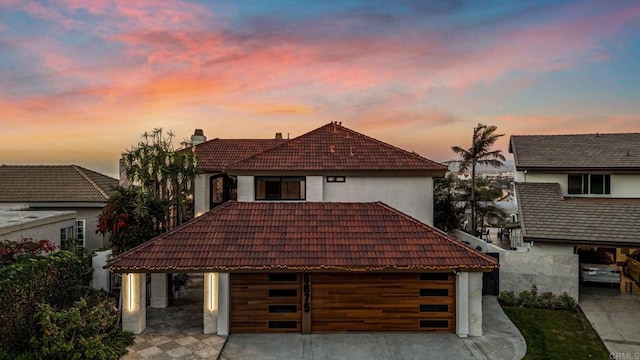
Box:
[268,305,297,313]
[75,220,86,248]
[60,226,74,241]
[420,304,449,312]
[255,177,305,200]
[568,174,610,195]
[268,289,297,297]
[420,289,449,296]
[268,274,298,282]
[326,176,346,183]
[419,273,449,281]
[268,321,297,329]
[420,320,449,328]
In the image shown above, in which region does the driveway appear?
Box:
[219,296,526,360]
[580,281,640,359]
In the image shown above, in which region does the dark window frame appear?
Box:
[568,174,611,195]
[255,176,306,201]
[326,176,346,183]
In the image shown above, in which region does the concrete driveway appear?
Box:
[219,296,526,360]
[580,282,640,358]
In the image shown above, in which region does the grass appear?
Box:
[502,306,610,360]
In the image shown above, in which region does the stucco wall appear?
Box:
[528,242,574,255]
[306,176,323,201]
[28,207,105,254]
[73,208,105,254]
[322,176,434,225]
[235,175,434,224]
[1,217,75,250]
[612,174,640,198]
[515,172,640,198]
[499,251,579,300]
[237,176,254,202]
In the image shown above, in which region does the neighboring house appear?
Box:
[0,165,118,253]
[507,133,640,297]
[0,210,76,249]
[108,122,498,337]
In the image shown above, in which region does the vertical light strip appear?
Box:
[128,273,133,310]
[209,273,214,310]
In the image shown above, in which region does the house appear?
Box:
[506,133,640,298]
[0,210,76,249]
[0,165,118,253]
[107,122,498,337]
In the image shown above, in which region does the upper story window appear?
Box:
[255,176,306,200]
[568,174,610,195]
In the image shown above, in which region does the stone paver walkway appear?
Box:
[121,274,226,360]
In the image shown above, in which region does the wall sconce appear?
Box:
[128,273,134,310]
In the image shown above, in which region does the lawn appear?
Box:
[502,306,610,360]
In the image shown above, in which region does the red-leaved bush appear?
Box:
[0,238,56,266]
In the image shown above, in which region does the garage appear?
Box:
[230,273,302,333]
[230,272,455,333]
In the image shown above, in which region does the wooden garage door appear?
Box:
[311,273,455,332]
[230,273,301,333]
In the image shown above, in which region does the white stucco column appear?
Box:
[204,272,219,334]
[150,273,169,308]
[217,273,230,336]
[456,271,469,338]
[122,273,146,334]
[468,272,483,336]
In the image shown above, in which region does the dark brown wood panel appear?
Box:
[311,273,455,332]
[230,273,302,333]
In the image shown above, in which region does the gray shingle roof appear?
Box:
[515,182,640,246]
[0,165,118,203]
[509,133,640,170]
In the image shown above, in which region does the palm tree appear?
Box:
[451,123,505,236]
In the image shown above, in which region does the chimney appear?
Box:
[275,132,283,139]
[118,157,131,187]
[191,129,207,145]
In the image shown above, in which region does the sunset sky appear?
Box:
[1,0,639,178]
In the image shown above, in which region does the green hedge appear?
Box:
[498,285,577,311]
[0,251,92,352]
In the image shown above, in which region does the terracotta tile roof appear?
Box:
[226,123,447,173]
[509,133,640,170]
[107,201,497,273]
[194,139,286,171]
[0,165,117,203]
[515,182,640,246]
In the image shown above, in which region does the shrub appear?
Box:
[0,238,56,266]
[519,284,538,307]
[0,251,92,352]
[498,285,577,312]
[537,292,556,310]
[498,290,518,306]
[29,292,134,360]
[557,292,578,311]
